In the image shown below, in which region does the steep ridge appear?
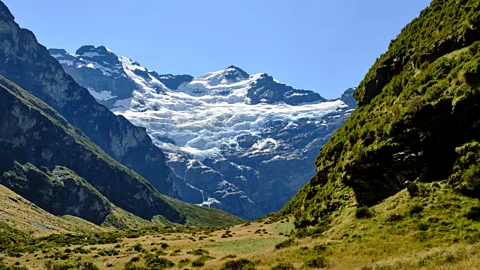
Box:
[0,75,243,227]
[283,0,480,229]
[51,47,356,219]
[0,2,177,197]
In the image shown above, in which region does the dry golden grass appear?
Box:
[3,186,480,270]
[0,184,106,236]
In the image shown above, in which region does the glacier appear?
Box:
[50,45,356,219]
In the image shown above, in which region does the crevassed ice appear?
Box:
[114,69,346,161]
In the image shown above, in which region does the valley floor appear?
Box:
[2,185,480,270]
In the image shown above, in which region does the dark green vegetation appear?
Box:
[219,258,256,270]
[283,0,480,231]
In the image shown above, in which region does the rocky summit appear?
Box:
[51,46,356,219]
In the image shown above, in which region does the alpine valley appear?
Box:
[4,0,480,269]
[49,46,356,219]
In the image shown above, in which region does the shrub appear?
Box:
[220,259,256,270]
[156,250,167,256]
[132,244,144,252]
[221,255,237,260]
[170,249,181,256]
[417,222,429,231]
[466,206,480,221]
[187,249,209,256]
[130,257,140,262]
[408,204,424,216]
[72,247,90,254]
[275,238,296,250]
[98,249,119,256]
[271,263,294,270]
[146,257,174,268]
[385,214,403,222]
[313,244,327,253]
[123,262,149,270]
[191,259,205,267]
[355,206,374,219]
[44,261,100,270]
[304,255,328,268]
[178,259,191,267]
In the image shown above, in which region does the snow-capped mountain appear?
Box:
[50,45,356,219]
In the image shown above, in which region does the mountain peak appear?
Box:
[75,45,112,57]
[48,48,68,55]
[224,65,250,80]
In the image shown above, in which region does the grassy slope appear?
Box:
[0,184,106,236]
[282,0,480,231]
[0,76,243,228]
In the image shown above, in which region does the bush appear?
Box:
[191,259,205,267]
[221,255,237,260]
[170,249,181,256]
[130,257,140,262]
[466,206,480,221]
[355,206,374,219]
[408,204,424,216]
[187,249,209,256]
[271,263,294,270]
[313,244,327,253]
[178,259,191,267]
[44,261,100,270]
[385,214,403,222]
[146,257,174,268]
[123,262,149,270]
[303,255,328,269]
[98,249,118,256]
[72,247,90,254]
[220,259,256,270]
[132,244,144,252]
[275,238,296,250]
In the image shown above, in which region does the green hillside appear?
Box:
[283,0,480,230]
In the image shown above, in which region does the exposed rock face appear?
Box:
[246,72,326,105]
[0,5,177,197]
[340,88,357,108]
[51,46,356,219]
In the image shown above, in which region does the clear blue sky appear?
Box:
[3,0,431,98]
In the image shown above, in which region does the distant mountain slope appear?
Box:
[0,2,177,197]
[51,46,356,219]
[0,75,243,227]
[283,0,480,229]
[0,184,107,236]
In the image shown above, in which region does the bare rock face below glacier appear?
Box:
[50,46,356,219]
